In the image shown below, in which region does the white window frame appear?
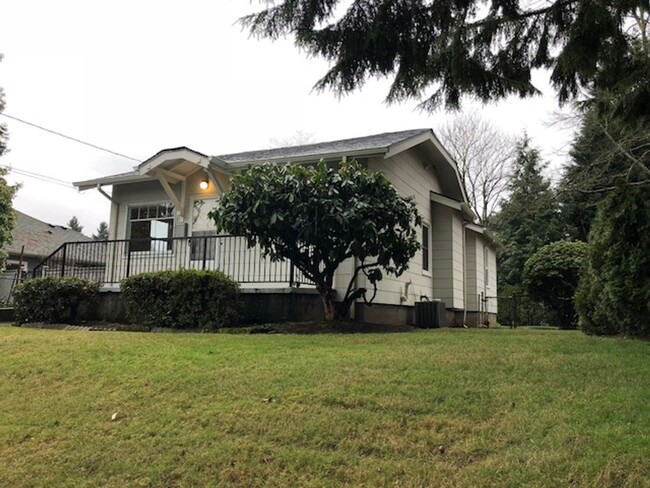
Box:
[422,222,431,276]
[126,201,175,254]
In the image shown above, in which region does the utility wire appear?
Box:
[1,164,74,188]
[0,112,141,163]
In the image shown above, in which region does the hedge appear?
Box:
[13,276,100,324]
[120,269,240,330]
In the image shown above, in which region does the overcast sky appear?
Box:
[0,0,576,235]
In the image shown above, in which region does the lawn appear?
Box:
[0,326,648,487]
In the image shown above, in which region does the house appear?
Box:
[70,129,498,326]
[0,210,92,302]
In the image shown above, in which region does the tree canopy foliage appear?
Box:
[523,240,588,329]
[242,1,650,115]
[492,137,564,288]
[210,161,421,320]
[559,109,650,241]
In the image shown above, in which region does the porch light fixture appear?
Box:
[199,178,209,190]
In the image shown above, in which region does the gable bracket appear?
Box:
[156,172,184,222]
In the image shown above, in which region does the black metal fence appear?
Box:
[32,236,313,287]
[494,294,558,327]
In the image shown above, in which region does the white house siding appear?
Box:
[362,151,443,306]
[430,204,466,310]
[465,230,488,312]
[465,232,478,311]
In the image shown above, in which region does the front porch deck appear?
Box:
[32,236,314,288]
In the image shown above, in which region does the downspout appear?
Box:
[462,231,467,326]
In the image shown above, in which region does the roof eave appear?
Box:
[73,174,154,191]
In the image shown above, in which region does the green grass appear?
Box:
[0,326,648,487]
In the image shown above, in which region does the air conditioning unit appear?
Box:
[415,300,446,328]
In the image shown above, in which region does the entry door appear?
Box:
[189,198,219,269]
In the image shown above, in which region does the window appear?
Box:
[422,224,430,272]
[128,203,174,252]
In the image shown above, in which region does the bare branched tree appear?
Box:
[437,112,516,226]
[268,130,316,148]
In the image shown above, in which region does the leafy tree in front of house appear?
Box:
[492,137,565,288]
[210,161,421,321]
[92,221,109,241]
[523,240,588,329]
[67,216,83,233]
[575,182,650,337]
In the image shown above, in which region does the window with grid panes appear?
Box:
[128,203,174,252]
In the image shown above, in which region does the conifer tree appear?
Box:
[492,137,564,288]
[92,221,109,241]
[67,216,83,233]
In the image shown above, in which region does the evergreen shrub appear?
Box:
[13,276,100,324]
[121,269,240,330]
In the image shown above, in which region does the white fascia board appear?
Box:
[427,132,470,204]
[74,173,153,191]
[383,131,432,159]
[138,148,210,175]
[465,223,500,248]
[430,191,463,211]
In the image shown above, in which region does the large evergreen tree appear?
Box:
[575,182,650,337]
[0,54,17,271]
[492,137,564,288]
[0,54,7,158]
[559,109,649,241]
[242,1,649,116]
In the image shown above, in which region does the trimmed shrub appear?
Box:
[120,269,240,330]
[13,276,100,324]
[523,240,588,329]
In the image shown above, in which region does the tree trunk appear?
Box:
[319,289,337,321]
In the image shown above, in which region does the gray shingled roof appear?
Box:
[5,211,93,259]
[215,129,432,164]
[74,129,434,189]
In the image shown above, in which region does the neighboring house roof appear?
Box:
[5,210,93,260]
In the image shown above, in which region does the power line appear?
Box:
[0,112,141,163]
[1,164,74,188]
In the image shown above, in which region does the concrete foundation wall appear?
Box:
[78,289,325,325]
[355,303,415,326]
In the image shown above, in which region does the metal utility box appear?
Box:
[414,300,446,328]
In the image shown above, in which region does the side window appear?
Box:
[422,224,430,272]
[128,203,174,252]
